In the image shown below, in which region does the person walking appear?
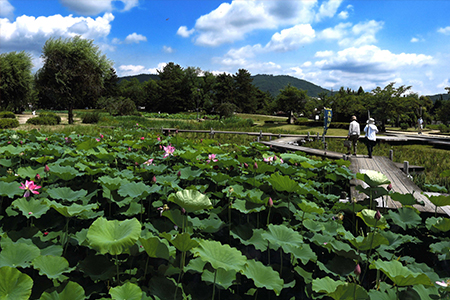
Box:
[418,117,423,134]
[364,118,378,158]
[347,116,360,155]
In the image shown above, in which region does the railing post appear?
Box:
[210,128,214,139]
[258,130,263,142]
[389,150,393,160]
[316,133,320,140]
[403,161,409,175]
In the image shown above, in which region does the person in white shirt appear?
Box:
[418,117,423,134]
[364,118,378,158]
[347,116,360,155]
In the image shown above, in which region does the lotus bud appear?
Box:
[45,137,48,141]
[177,171,181,177]
[375,210,382,221]
[387,183,392,191]
[135,162,139,166]
[244,163,249,168]
[43,231,49,236]
[268,197,273,207]
[141,137,144,140]
[28,212,32,215]
[213,165,219,170]
[157,137,161,142]
[254,162,258,169]
[354,264,361,276]
[273,155,277,161]
[44,165,50,173]
[152,176,157,183]
[35,174,41,181]
[128,147,131,151]
[181,207,186,214]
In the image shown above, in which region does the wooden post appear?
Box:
[403,161,409,175]
[258,131,263,142]
[389,150,393,160]
[316,133,320,140]
[278,133,281,139]
[210,128,214,139]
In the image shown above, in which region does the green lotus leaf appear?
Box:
[87,217,141,255]
[76,139,101,151]
[425,217,450,232]
[177,167,203,180]
[369,259,433,286]
[329,283,369,300]
[280,153,311,163]
[0,242,40,268]
[389,192,422,206]
[0,181,23,198]
[142,163,167,174]
[49,165,81,181]
[355,186,389,198]
[441,170,450,178]
[17,166,45,179]
[40,281,86,300]
[261,224,303,251]
[32,255,74,280]
[232,199,266,214]
[224,184,246,198]
[168,232,199,252]
[349,232,389,251]
[118,181,151,199]
[190,213,225,233]
[427,195,450,207]
[429,241,450,260]
[0,158,12,167]
[139,236,170,260]
[168,190,213,213]
[297,200,324,215]
[0,266,33,300]
[268,173,298,193]
[368,289,397,300]
[47,187,87,202]
[241,259,284,296]
[48,201,99,218]
[312,276,344,294]
[388,208,422,230]
[246,189,266,204]
[97,176,123,191]
[109,282,142,300]
[184,257,206,273]
[0,144,22,155]
[357,209,388,229]
[40,245,63,257]
[202,268,236,289]
[12,197,50,219]
[192,239,247,272]
[283,243,317,264]
[424,183,448,193]
[34,156,54,164]
[78,253,116,282]
[357,170,390,187]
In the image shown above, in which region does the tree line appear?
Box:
[1,36,450,126]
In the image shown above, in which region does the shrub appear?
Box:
[81,112,101,124]
[0,111,16,118]
[39,112,61,124]
[26,116,59,125]
[439,124,450,133]
[400,123,409,130]
[0,118,19,128]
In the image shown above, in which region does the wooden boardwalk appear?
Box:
[261,138,450,217]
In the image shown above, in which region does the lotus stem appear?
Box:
[280,248,283,277]
[266,206,271,226]
[212,269,217,300]
[115,254,120,284]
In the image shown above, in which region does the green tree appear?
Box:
[437,87,450,124]
[233,69,258,113]
[276,84,309,123]
[36,36,113,124]
[213,73,235,110]
[142,79,160,112]
[118,78,145,107]
[157,62,186,113]
[0,51,34,113]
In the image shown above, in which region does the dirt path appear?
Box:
[16,113,78,125]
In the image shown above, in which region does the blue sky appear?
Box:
[1,0,449,96]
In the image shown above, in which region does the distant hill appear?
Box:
[425,93,450,102]
[251,74,330,98]
[118,73,330,98]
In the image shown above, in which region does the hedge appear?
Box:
[0,118,19,128]
[0,111,16,118]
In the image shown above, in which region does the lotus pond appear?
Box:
[0,127,450,300]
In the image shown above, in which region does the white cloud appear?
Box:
[226,44,263,59]
[338,11,348,19]
[0,0,14,18]
[176,26,195,38]
[189,0,337,47]
[59,0,138,15]
[163,46,174,53]
[410,37,419,43]
[315,50,334,57]
[315,0,344,22]
[0,13,114,53]
[265,24,315,52]
[124,32,147,43]
[319,20,383,47]
[319,22,352,40]
[117,62,166,76]
[438,26,450,35]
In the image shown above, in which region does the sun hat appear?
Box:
[351,116,357,120]
[367,118,375,124]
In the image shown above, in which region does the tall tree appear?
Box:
[276,84,309,124]
[157,62,186,113]
[36,36,112,124]
[0,51,34,113]
[233,69,258,113]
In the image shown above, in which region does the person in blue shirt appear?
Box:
[364,118,378,158]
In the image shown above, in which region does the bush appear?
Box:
[439,124,450,133]
[26,116,59,125]
[81,112,101,124]
[0,118,19,128]
[0,111,16,118]
[39,112,61,124]
[400,123,409,130]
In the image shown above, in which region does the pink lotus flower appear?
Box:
[152,176,157,183]
[206,154,218,163]
[254,162,258,169]
[141,137,144,140]
[436,280,449,287]
[44,165,50,173]
[19,180,41,198]
[268,197,273,207]
[163,144,176,158]
[96,138,101,142]
[354,264,361,276]
[100,134,104,139]
[143,158,154,166]
[157,137,161,142]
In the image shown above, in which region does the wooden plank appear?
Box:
[261,141,346,160]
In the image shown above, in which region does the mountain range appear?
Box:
[118,74,449,100]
